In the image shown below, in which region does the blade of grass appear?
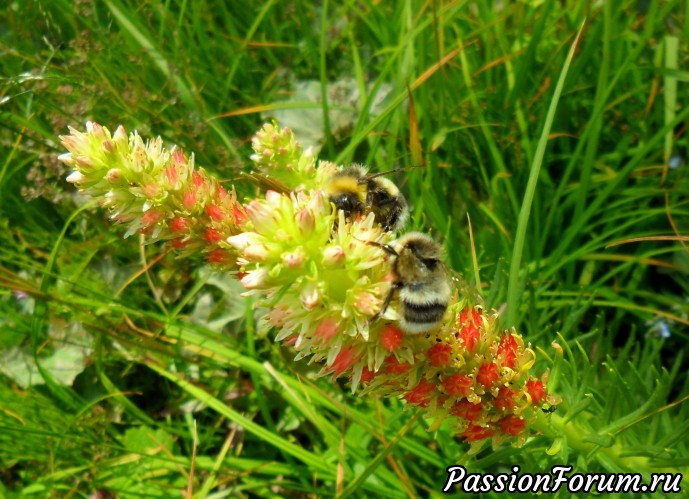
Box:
[663,35,678,181]
[104,0,240,161]
[31,202,99,410]
[506,22,585,326]
[143,357,336,476]
[337,415,417,499]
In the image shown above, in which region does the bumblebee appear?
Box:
[325,165,409,232]
[371,232,451,334]
[241,164,409,232]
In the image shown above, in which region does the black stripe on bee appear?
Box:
[404,302,448,324]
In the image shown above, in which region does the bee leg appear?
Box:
[366,240,398,256]
[369,282,398,324]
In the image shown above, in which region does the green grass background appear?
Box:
[1,0,688,497]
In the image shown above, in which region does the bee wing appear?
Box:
[239,171,291,193]
[448,267,484,306]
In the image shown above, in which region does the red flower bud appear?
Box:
[331,347,358,377]
[461,424,495,442]
[360,367,375,383]
[207,249,232,265]
[206,204,224,221]
[192,171,205,189]
[477,362,499,388]
[442,373,474,397]
[495,386,517,411]
[233,204,249,226]
[404,379,436,407]
[204,228,223,243]
[384,356,411,374]
[380,324,403,351]
[499,416,526,436]
[170,217,189,233]
[526,379,547,406]
[183,191,196,210]
[315,316,339,343]
[427,343,453,367]
[497,333,518,368]
[450,400,483,421]
[171,238,188,249]
[141,209,165,227]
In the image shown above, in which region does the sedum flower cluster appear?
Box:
[59,122,246,268]
[59,121,557,445]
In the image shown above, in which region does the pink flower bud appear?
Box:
[66,171,85,184]
[75,155,94,168]
[102,139,116,153]
[265,190,282,203]
[171,238,188,249]
[113,125,127,142]
[240,268,269,289]
[106,169,121,183]
[171,148,186,165]
[451,400,483,421]
[296,208,315,233]
[86,121,104,137]
[141,209,165,227]
[315,316,339,343]
[142,183,159,198]
[307,191,329,218]
[322,245,345,266]
[267,305,290,327]
[300,284,320,310]
[57,153,73,165]
[477,362,500,388]
[526,379,546,406]
[183,191,196,210]
[404,379,436,407]
[499,416,526,437]
[443,374,473,397]
[244,244,271,262]
[226,232,262,250]
[60,135,77,150]
[245,199,272,224]
[164,165,179,184]
[282,249,304,269]
[353,291,381,317]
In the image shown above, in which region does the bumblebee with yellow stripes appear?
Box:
[324,165,409,232]
[243,164,410,232]
[370,232,451,334]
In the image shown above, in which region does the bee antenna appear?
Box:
[358,165,424,183]
[353,236,398,256]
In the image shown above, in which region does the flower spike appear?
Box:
[60,121,557,445]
